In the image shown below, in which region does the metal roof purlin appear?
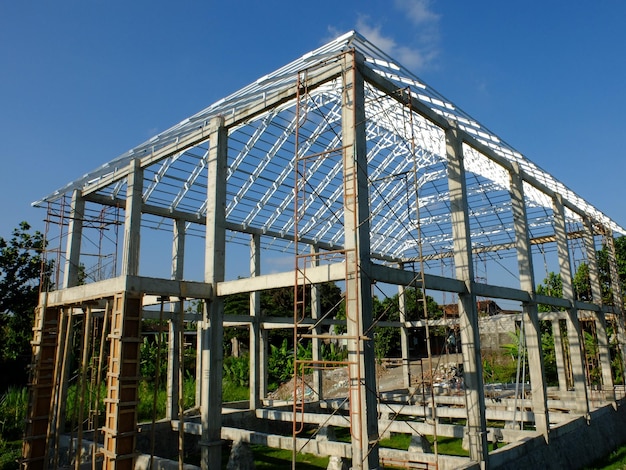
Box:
[33,30,625,242]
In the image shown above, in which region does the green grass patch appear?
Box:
[222,380,250,402]
[251,445,329,469]
[584,442,626,469]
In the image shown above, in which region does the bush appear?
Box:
[223,354,250,387]
[0,439,20,470]
[0,387,27,441]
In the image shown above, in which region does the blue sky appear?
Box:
[2,0,626,240]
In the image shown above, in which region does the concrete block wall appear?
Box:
[489,399,626,469]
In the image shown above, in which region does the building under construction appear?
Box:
[22,31,626,469]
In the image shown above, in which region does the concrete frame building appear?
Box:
[22,32,626,469]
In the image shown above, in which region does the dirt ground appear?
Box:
[268,354,464,401]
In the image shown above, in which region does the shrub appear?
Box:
[0,387,27,441]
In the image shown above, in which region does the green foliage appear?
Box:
[541,329,558,386]
[65,381,106,430]
[137,380,167,422]
[0,222,52,390]
[0,387,27,441]
[573,262,592,302]
[140,334,168,384]
[536,272,564,312]
[268,338,294,389]
[223,354,250,387]
[0,439,20,470]
[320,341,347,362]
[572,235,626,305]
[136,377,197,422]
[482,350,518,384]
[583,329,602,386]
[370,289,443,360]
[221,380,250,402]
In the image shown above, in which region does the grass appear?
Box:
[251,445,329,469]
[585,443,626,469]
[378,432,468,457]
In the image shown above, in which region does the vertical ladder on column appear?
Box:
[22,303,59,470]
[292,69,309,451]
[292,66,360,458]
[102,293,142,470]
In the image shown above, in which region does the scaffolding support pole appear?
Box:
[446,126,489,464]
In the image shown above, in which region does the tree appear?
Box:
[0,222,50,390]
[536,271,563,312]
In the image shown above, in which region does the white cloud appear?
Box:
[355,14,437,70]
[395,0,440,26]
[325,0,441,71]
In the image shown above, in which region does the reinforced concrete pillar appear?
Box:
[63,188,85,288]
[398,272,412,390]
[341,50,379,470]
[310,244,324,400]
[121,159,143,277]
[249,233,262,409]
[509,162,550,438]
[167,219,185,420]
[603,229,626,389]
[553,195,588,412]
[446,126,489,464]
[583,219,615,399]
[200,116,228,469]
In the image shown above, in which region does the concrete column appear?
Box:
[63,189,85,288]
[310,244,324,400]
[397,268,411,389]
[201,116,228,469]
[604,228,624,309]
[509,162,550,438]
[249,233,262,409]
[446,126,489,463]
[260,328,268,400]
[121,159,143,276]
[583,219,615,399]
[167,219,185,420]
[553,195,588,412]
[341,51,379,470]
[603,229,626,388]
[195,314,202,407]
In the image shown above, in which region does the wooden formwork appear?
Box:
[101,293,142,470]
[21,303,60,470]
